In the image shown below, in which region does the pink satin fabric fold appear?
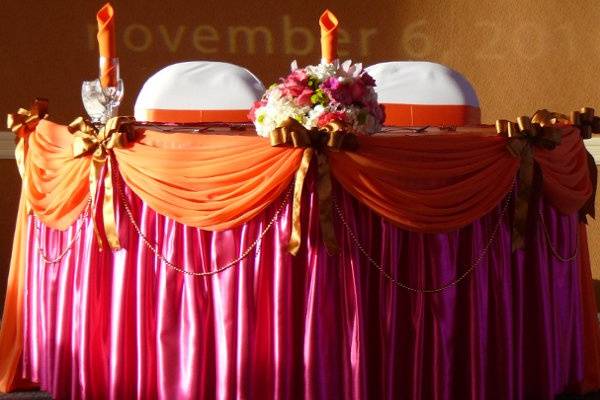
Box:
[20,172,588,400]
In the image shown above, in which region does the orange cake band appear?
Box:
[137,109,251,123]
[382,103,482,126]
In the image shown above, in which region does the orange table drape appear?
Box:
[0,120,595,392]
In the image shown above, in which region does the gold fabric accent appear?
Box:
[269,118,357,255]
[69,116,136,250]
[7,99,49,213]
[496,113,562,250]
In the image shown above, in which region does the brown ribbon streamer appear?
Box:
[496,113,562,251]
[7,99,49,214]
[270,118,357,255]
[571,107,600,222]
[69,116,136,250]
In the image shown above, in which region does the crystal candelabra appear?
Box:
[81,57,124,125]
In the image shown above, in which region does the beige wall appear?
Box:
[1,0,599,124]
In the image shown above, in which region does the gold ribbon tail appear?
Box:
[512,147,534,251]
[89,157,105,250]
[316,151,339,255]
[288,148,313,255]
[102,154,121,250]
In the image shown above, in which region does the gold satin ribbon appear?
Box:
[270,118,358,255]
[571,107,600,221]
[496,112,562,251]
[69,116,136,250]
[7,99,49,214]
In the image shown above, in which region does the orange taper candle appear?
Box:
[319,10,339,64]
[97,3,117,87]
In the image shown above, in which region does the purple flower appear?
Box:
[321,77,353,105]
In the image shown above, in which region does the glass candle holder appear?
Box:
[81,57,124,125]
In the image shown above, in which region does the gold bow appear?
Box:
[7,99,49,215]
[496,112,562,251]
[69,116,136,250]
[270,118,358,255]
[571,107,600,140]
[571,107,599,222]
[7,99,49,179]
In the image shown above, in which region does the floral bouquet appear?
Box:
[250,60,385,137]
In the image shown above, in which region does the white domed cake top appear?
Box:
[365,62,479,107]
[365,62,481,126]
[134,61,265,122]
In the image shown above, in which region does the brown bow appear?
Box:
[571,107,599,222]
[68,116,136,250]
[496,113,562,251]
[270,118,358,255]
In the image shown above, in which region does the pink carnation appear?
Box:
[318,111,347,127]
[248,100,266,121]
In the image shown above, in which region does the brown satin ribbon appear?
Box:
[496,112,562,251]
[69,116,136,250]
[270,118,357,255]
[571,107,600,221]
[7,99,49,214]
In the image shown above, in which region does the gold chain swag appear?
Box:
[36,198,92,264]
[538,210,578,262]
[114,157,292,277]
[332,182,514,293]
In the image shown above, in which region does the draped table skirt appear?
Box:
[21,173,586,400]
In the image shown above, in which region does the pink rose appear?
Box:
[281,69,310,98]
